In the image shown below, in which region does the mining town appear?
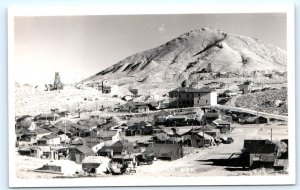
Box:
[14,28,289,179]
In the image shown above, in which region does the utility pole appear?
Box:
[203,127,205,147]
[64,122,66,147]
[271,128,273,143]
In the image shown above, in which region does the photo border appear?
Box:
[8,3,295,187]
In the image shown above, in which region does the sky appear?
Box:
[14,13,287,85]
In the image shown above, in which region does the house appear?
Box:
[125,121,153,136]
[18,132,37,145]
[132,102,150,113]
[98,130,119,142]
[102,86,111,94]
[59,111,72,118]
[119,102,150,113]
[152,132,172,143]
[82,137,105,153]
[38,134,61,146]
[201,109,220,123]
[237,81,253,94]
[168,87,217,108]
[242,139,277,169]
[34,113,60,123]
[143,143,183,161]
[212,119,231,133]
[18,146,43,158]
[97,140,133,158]
[165,115,188,127]
[204,129,221,139]
[33,128,52,139]
[68,145,94,163]
[15,115,36,131]
[59,134,70,144]
[196,132,215,147]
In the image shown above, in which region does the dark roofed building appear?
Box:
[169,87,217,108]
[242,139,277,169]
[144,143,183,161]
[125,121,153,136]
[68,145,94,163]
[98,130,119,142]
[97,140,133,158]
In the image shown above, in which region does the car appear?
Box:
[221,137,234,144]
[136,153,154,165]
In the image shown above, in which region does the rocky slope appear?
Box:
[82,27,287,86]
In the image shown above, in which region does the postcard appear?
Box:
[8,4,295,187]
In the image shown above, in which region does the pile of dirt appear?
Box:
[235,89,288,115]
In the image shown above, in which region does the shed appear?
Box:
[68,145,94,163]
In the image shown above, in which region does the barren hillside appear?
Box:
[82,27,287,87]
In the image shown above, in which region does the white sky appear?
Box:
[14,13,286,85]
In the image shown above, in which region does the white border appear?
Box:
[8,3,295,187]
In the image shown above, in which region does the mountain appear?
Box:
[82,27,287,86]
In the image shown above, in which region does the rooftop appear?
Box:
[169,87,215,93]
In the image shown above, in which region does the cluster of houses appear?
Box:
[15,81,288,175]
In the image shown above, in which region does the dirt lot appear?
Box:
[15,123,288,179]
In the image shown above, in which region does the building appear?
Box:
[68,145,94,163]
[18,146,43,158]
[242,139,277,169]
[125,121,153,136]
[168,87,217,108]
[71,137,105,153]
[98,130,120,142]
[237,81,253,94]
[33,128,52,139]
[97,140,134,158]
[119,102,150,113]
[143,143,183,161]
[204,129,221,139]
[212,119,231,133]
[132,103,150,113]
[38,134,61,145]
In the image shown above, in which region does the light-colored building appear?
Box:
[41,134,61,145]
[169,87,217,108]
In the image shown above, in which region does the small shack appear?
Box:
[212,119,231,133]
[68,145,94,163]
[18,146,43,158]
